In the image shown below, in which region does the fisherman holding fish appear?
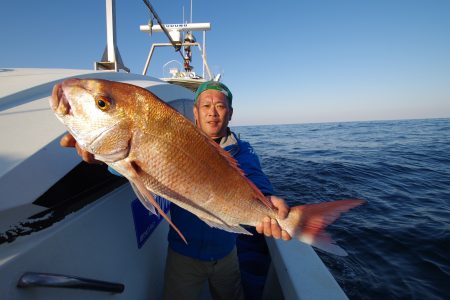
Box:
[163,81,292,300]
[59,80,291,299]
[55,78,364,300]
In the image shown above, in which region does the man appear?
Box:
[164,81,292,300]
[60,80,291,300]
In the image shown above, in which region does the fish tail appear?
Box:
[282,199,365,256]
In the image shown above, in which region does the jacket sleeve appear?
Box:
[235,140,275,196]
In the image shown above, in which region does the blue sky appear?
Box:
[1,0,449,125]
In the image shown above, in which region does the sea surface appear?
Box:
[233,118,450,300]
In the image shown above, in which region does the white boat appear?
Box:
[0,1,347,299]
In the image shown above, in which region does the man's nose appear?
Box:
[207,106,218,115]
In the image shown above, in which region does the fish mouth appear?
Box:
[51,82,72,116]
[50,79,84,116]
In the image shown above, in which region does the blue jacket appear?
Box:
[168,131,274,261]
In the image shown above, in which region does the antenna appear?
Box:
[142,0,184,56]
[140,0,213,84]
[95,0,129,72]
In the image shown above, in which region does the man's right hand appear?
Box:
[60,133,103,164]
[256,196,292,241]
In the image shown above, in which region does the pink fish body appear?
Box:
[51,78,365,256]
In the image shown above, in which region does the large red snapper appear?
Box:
[50,78,365,256]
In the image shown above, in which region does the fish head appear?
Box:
[51,78,136,162]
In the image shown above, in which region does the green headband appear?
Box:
[194,80,233,107]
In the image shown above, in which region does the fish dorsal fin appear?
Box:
[203,134,274,210]
[205,135,245,176]
[245,176,274,209]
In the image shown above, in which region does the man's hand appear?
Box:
[60,133,103,164]
[256,195,292,241]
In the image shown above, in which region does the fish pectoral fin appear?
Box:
[201,219,253,235]
[130,182,157,215]
[125,163,188,244]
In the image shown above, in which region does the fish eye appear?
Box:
[95,96,111,111]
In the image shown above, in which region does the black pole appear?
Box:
[142,0,183,55]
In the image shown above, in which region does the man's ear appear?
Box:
[229,108,233,121]
[193,105,199,124]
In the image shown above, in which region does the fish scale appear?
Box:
[132,133,265,227]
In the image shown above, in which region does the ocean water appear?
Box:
[233,118,450,300]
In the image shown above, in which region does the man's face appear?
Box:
[193,89,233,139]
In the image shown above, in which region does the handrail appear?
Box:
[17,272,124,294]
[265,239,348,300]
[142,42,212,79]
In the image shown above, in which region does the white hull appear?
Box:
[0,68,191,299]
[0,184,169,299]
[0,68,347,299]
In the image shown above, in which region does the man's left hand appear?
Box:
[256,196,292,241]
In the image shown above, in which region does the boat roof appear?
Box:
[161,77,207,92]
